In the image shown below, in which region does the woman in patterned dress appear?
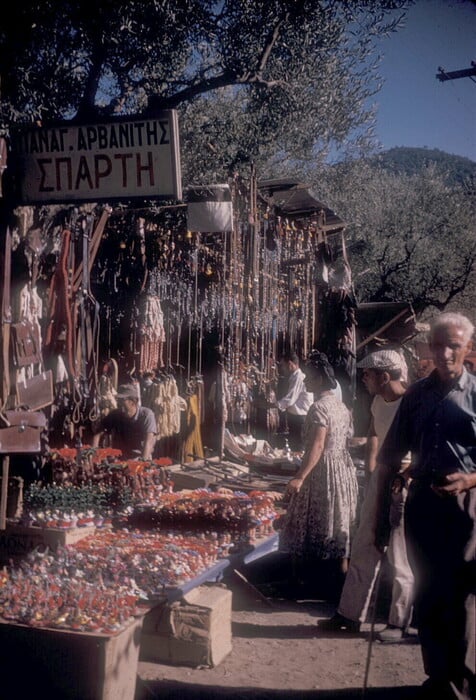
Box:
[279,351,359,581]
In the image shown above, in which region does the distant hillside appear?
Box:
[369,147,476,187]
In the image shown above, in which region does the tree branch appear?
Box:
[146,71,236,111]
[146,9,293,112]
[241,11,290,82]
[76,42,107,120]
[418,249,476,311]
[146,68,288,112]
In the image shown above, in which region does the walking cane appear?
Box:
[362,547,387,697]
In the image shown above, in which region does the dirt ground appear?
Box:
[135,553,427,700]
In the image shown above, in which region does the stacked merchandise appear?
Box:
[127,488,278,543]
[1,463,280,634]
[0,529,227,633]
[18,446,174,528]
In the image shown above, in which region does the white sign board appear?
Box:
[11,111,182,203]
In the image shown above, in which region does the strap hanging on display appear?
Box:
[44,228,75,379]
[73,214,101,423]
[72,206,111,293]
[0,137,7,199]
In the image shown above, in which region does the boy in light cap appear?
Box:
[357,350,409,476]
[92,383,157,460]
[357,348,408,383]
[320,347,414,642]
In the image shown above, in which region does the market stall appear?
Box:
[0,114,357,699]
[0,441,283,695]
[0,172,354,461]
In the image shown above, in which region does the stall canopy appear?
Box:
[355,302,419,351]
[258,179,345,232]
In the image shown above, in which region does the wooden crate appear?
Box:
[169,469,219,490]
[140,584,233,668]
[0,615,144,700]
[0,521,95,564]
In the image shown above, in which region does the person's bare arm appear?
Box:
[92,431,102,448]
[285,425,327,495]
[142,432,156,460]
[366,416,378,476]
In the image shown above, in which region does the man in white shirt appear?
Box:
[277,351,314,451]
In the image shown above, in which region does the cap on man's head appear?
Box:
[116,383,140,401]
[356,350,405,372]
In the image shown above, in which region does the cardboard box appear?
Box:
[169,469,219,490]
[0,521,95,564]
[140,584,232,667]
[0,615,144,700]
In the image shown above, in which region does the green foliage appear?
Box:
[369,147,476,188]
[24,482,101,513]
[315,154,476,319]
[23,482,132,513]
[0,0,411,181]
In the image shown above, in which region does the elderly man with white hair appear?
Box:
[377,312,476,700]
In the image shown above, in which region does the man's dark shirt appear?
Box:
[96,406,157,458]
[378,368,476,480]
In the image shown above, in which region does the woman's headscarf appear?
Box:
[306,350,337,390]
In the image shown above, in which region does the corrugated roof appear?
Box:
[258,179,345,231]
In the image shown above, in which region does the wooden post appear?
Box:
[1,224,12,410]
[217,360,225,462]
[0,456,9,530]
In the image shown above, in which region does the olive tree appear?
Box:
[0,0,410,181]
[316,160,476,320]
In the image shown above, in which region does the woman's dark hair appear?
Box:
[281,351,300,365]
[306,350,337,391]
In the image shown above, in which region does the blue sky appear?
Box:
[371,0,476,161]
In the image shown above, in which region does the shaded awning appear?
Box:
[356,302,418,350]
[258,179,345,232]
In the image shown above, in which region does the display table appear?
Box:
[242,532,279,565]
[138,536,280,669]
[166,557,230,602]
[0,614,144,700]
[164,535,278,603]
[0,532,280,681]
